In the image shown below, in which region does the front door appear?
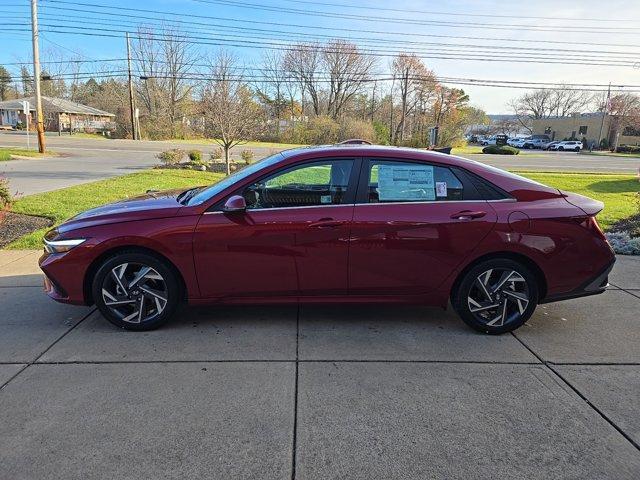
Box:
[193,158,358,299]
[348,158,497,296]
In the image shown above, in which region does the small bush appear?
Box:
[156,149,185,165]
[0,176,12,209]
[599,138,609,149]
[482,145,520,155]
[188,150,202,162]
[372,121,390,145]
[240,149,254,164]
[210,148,223,160]
[0,151,10,161]
[605,232,640,255]
[615,145,640,154]
[338,118,376,144]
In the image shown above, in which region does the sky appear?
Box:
[1,0,639,113]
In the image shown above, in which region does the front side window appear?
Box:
[243,159,354,209]
[367,160,463,203]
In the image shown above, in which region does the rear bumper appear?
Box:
[539,258,615,304]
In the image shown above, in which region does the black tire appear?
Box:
[558,146,564,151]
[574,147,580,152]
[452,258,539,334]
[92,251,180,331]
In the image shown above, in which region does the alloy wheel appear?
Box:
[101,262,168,324]
[467,268,530,328]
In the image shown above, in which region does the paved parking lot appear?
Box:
[1,251,639,479]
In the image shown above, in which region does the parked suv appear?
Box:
[555,140,583,152]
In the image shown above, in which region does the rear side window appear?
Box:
[366,160,464,203]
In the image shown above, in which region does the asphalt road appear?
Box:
[1,251,639,479]
[1,131,639,195]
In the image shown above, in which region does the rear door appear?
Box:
[348,158,497,296]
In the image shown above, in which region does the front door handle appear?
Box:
[308,218,345,228]
[450,210,486,221]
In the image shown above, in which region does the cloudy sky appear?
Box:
[1,0,638,113]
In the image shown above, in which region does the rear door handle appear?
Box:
[308,218,345,228]
[450,210,486,221]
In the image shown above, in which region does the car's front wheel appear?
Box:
[92,252,180,331]
[452,259,539,334]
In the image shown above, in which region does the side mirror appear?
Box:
[223,195,247,213]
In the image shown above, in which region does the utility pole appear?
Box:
[597,82,611,150]
[30,0,45,153]
[126,32,138,140]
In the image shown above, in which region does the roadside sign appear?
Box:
[22,100,29,114]
[23,101,30,149]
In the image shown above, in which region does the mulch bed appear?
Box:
[0,212,53,248]
[609,213,640,238]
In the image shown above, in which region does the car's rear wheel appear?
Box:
[574,146,580,152]
[452,259,539,334]
[92,252,179,331]
[558,146,564,151]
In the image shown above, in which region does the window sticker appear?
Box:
[435,182,448,197]
[320,195,332,204]
[377,164,435,201]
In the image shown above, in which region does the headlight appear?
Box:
[44,238,86,254]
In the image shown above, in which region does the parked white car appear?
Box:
[508,138,527,148]
[523,138,551,149]
[555,140,583,152]
[480,136,496,146]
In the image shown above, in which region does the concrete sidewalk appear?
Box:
[1,251,639,479]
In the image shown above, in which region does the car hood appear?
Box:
[57,188,185,233]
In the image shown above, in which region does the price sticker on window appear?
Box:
[435,182,447,197]
[377,164,435,201]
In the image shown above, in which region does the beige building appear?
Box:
[531,112,640,147]
[0,96,115,134]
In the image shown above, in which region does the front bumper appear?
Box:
[539,258,615,304]
[39,250,91,305]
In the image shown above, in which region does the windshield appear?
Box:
[185,152,285,206]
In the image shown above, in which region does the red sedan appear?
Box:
[39,145,615,334]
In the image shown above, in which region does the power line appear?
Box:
[191,0,639,34]
[28,11,640,60]
[38,26,639,67]
[38,0,640,48]
[278,0,633,23]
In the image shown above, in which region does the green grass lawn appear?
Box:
[451,145,483,155]
[4,168,639,249]
[580,151,640,158]
[8,169,222,249]
[0,147,55,160]
[165,139,305,149]
[513,171,639,231]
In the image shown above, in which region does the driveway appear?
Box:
[2,131,639,195]
[1,251,639,479]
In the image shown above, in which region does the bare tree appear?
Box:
[257,50,287,135]
[607,93,640,148]
[283,43,322,116]
[202,51,263,175]
[133,26,199,137]
[509,87,595,133]
[390,53,436,143]
[323,40,376,119]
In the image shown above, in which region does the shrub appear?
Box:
[188,150,202,162]
[599,138,609,150]
[605,232,640,255]
[615,145,640,154]
[0,176,12,209]
[372,121,390,145]
[0,151,10,161]
[482,145,520,155]
[302,115,340,144]
[156,149,185,165]
[338,118,376,144]
[210,148,223,160]
[240,149,254,164]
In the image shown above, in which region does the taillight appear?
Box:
[581,216,606,240]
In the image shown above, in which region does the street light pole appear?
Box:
[30,0,45,153]
[126,32,139,140]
